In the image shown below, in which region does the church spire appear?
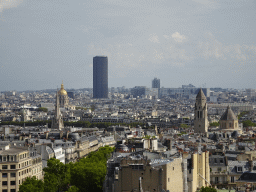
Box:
[194,88,208,133]
[51,88,64,130]
[196,88,206,100]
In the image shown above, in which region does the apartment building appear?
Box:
[0,145,43,192]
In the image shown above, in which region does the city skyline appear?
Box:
[0,0,255,91]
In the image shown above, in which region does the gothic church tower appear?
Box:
[194,89,208,133]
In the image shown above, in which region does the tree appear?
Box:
[199,186,217,192]
[180,124,189,128]
[67,186,79,192]
[238,111,249,120]
[43,158,71,192]
[210,122,219,127]
[243,120,256,127]
[70,146,115,192]
[18,176,44,192]
[37,107,48,112]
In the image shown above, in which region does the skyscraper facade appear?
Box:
[93,56,108,98]
[152,78,160,88]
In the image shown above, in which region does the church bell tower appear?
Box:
[194,89,208,133]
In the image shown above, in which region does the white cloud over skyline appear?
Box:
[0,0,23,12]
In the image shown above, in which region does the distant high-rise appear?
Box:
[93,56,108,98]
[152,78,160,89]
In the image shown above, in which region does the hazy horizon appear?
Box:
[0,0,255,91]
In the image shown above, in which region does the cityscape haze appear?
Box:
[1,1,256,192]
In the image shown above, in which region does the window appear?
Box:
[215,177,219,184]
[168,178,170,182]
[11,181,16,185]
[3,156,6,161]
[11,165,15,169]
[11,190,16,192]
[214,159,217,163]
[2,173,7,178]
[2,165,7,169]
[11,173,16,177]
[173,167,174,170]
[2,190,7,192]
[2,181,7,186]
[237,166,243,172]
[231,176,234,183]
[218,167,222,172]
[220,159,223,164]
[130,165,143,170]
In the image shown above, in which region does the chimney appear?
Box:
[60,131,63,139]
[45,132,49,140]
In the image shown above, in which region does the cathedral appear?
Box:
[194,89,209,133]
[58,81,69,108]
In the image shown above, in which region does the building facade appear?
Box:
[152,78,160,89]
[93,56,108,98]
[113,157,183,192]
[0,146,43,192]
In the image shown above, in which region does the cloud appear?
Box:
[148,34,160,43]
[0,0,23,12]
[171,32,187,43]
[86,31,256,79]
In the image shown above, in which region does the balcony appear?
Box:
[211,171,227,175]
[210,181,229,185]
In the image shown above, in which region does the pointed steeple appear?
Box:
[196,88,206,100]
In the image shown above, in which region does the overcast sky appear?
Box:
[0,0,255,91]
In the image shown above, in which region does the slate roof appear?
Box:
[220,106,237,121]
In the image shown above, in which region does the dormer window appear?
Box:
[237,166,243,172]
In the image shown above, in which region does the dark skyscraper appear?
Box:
[152,78,160,88]
[93,56,108,98]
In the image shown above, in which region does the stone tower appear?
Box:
[51,89,64,130]
[194,89,208,133]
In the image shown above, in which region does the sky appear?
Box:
[0,0,255,91]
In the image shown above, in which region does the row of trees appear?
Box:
[19,146,115,192]
[0,120,145,129]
